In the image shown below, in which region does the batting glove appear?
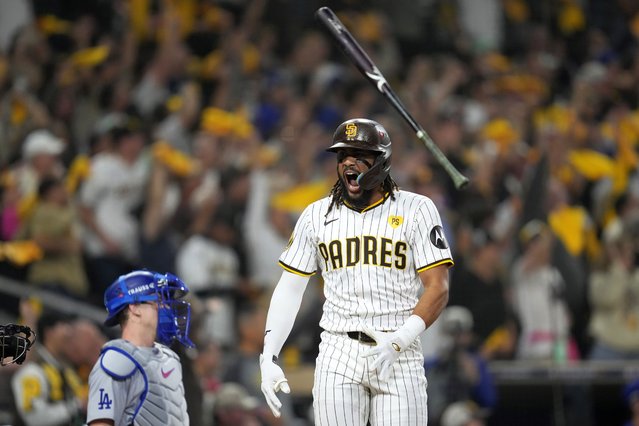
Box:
[259,353,290,417]
[361,315,426,382]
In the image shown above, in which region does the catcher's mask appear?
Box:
[327,118,392,190]
[104,270,194,348]
[0,324,36,366]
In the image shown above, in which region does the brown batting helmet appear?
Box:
[326,118,392,190]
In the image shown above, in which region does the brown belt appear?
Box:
[346,331,377,345]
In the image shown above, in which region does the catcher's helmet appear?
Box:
[104,270,194,347]
[327,118,392,190]
[0,324,36,366]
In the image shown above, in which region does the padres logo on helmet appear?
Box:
[345,123,358,139]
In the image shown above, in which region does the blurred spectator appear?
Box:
[154,80,201,154]
[193,339,224,426]
[176,212,242,348]
[131,42,183,120]
[425,306,497,425]
[0,1,32,54]
[78,120,149,299]
[213,382,260,426]
[448,230,517,360]
[215,165,253,278]
[179,131,223,236]
[2,129,66,240]
[458,0,503,53]
[588,212,639,360]
[223,301,300,425]
[510,219,579,361]
[138,143,185,275]
[440,400,487,426]
[11,310,86,426]
[16,177,89,298]
[243,168,295,291]
[65,319,106,393]
[0,36,52,167]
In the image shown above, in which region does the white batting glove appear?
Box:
[259,353,290,417]
[361,315,426,382]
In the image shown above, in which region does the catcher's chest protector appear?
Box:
[101,339,189,426]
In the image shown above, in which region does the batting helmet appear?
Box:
[327,118,392,190]
[104,270,194,347]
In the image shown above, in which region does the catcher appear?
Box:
[86,270,194,426]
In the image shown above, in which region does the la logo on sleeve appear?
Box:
[98,388,113,410]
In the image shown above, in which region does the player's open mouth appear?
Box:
[344,170,361,193]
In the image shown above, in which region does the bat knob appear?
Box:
[454,175,470,190]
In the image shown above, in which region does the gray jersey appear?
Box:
[86,339,189,426]
[280,190,453,332]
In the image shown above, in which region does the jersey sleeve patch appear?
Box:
[100,347,138,379]
[278,260,315,277]
[429,225,449,249]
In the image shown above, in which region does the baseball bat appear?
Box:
[315,7,469,190]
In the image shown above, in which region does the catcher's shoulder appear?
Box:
[99,340,138,379]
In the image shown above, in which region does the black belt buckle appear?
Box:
[347,331,376,345]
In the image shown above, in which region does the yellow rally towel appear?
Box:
[70,46,110,68]
[0,241,43,266]
[270,180,333,214]
[568,149,615,181]
[65,155,91,194]
[152,141,199,177]
[200,108,254,138]
[548,205,600,260]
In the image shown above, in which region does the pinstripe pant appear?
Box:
[312,330,429,425]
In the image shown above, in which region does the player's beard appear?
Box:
[337,176,375,209]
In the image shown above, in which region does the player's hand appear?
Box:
[361,325,413,382]
[259,353,290,417]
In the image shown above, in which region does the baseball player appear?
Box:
[260,118,454,425]
[86,270,194,426]
[11,311,85,426]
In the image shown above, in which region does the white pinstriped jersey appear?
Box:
[279,189,453,332]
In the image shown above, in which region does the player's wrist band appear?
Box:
[401,315,426,341]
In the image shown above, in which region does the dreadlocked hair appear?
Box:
[325,175,399,217]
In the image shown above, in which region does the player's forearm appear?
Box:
[262,271,309,357]
[414,264,450,329]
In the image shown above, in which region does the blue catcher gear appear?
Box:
[103,270,194,348]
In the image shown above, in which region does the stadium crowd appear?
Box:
[0,0,638,425]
